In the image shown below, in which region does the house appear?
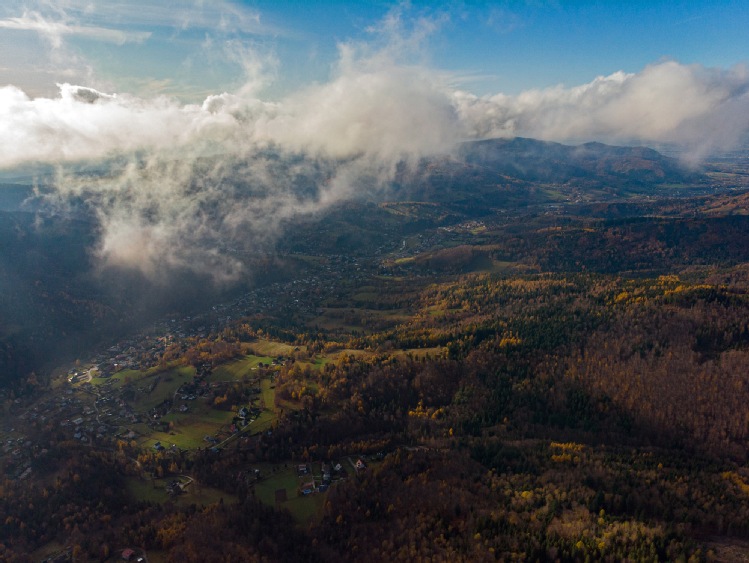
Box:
[355,459,367,471]
[121,548,136,561]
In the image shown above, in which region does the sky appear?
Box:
[1,1,748,99]
[1,1,749,147]
[1,0,748,281]
[1,0,748,156]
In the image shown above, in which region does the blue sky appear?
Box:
[1,0,747,99]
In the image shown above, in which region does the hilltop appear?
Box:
[460,137,703,188]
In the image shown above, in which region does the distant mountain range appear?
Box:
[393,137,708,212]
[457,137,705,187]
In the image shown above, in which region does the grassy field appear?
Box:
[253,466,329,525]
[285,492,328,525]
[89,363,193,390]
[254,468,301,505]
[139,401,237,450]
[259,378,275,410]
[352,290,380,302]
[126,476,237,507]
[395,347,445,359]
[249,339,300,357]
[310,356,331,369]
[310,307,411,332]
[247,378,278,433]
[486,259,519,274]
[136,368,194,411]
[209,354,274,382]
[293,355,332,372]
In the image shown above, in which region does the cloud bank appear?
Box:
[454,61,749,160]
[3,60,747,172]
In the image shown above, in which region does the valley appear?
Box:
[2,140,749,561]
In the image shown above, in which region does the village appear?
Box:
[0,210,499,513]
[0,252,394,563]
[0,215,489,562]
[2,325,381,563]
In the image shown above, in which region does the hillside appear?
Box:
[4,183,749,559]
[394,138,711,215]
[458,137,706,189]
[3,146,749,559]
[0,139,733,390]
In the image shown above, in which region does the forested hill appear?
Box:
[457,137,705,188]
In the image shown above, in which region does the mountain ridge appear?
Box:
[455,136,704,188]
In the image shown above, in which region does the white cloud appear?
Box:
[0,83,240,167]
[454,61,749,154]
[3,60,747,171]
[0,1,288,99]
[257,64,458,162]
[0,13,151,46]
[1,0,275,37]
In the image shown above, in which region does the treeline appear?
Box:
[315,447,724,561]
[0,445,128,560]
